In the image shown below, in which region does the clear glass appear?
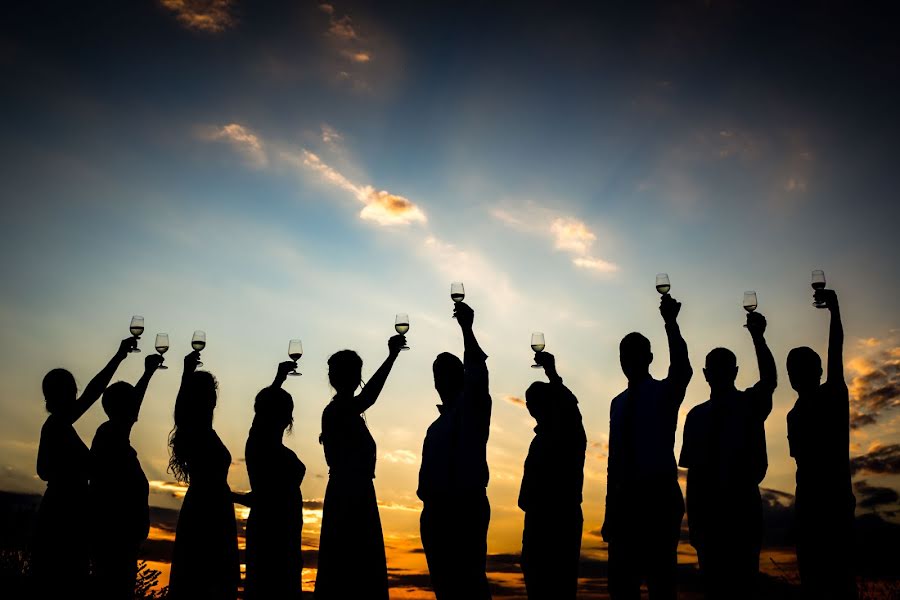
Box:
[155,333,169,370]
[395,314,410,351]
[191,330,206,367]
[450,282,465,318]
[129,315,144,353]
[655,273,671,295]
[288,339,302,376]
[531,332,545,368]
[742,291,758,328]
[811,270,827,308]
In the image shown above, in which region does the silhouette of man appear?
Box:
[602,293,692,600]
[90,354,163,599]
[786,288,857,600]
[679,311,776,600]
[518,351,586,600]
[418,301,492,600]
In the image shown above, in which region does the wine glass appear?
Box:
[742,291,758,328]
[395,314,410,351]
[129,316,144,353]
[811,270,827,308]
[191,330,206,368]
[531,332,545,369]
[288,339,303,376]
[656,273,671,295]
[450,282,465,318]
[155,333,169,370]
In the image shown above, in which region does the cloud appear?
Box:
[850,444,900,476]
[198,123,267,167]
[847,335,900,428]
[382,449,418,464]
[854,480,900,513]
[504,395,525,407]
[149,480,189,498]
[492,206,618,274]
[159,0,236,33]
[300,150,427,226]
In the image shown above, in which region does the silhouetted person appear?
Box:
[518,351,586,600]
[90,353,163,599]
[314,334,406,600]
[417,301,492,600]
[679,311,776,600]
[601,293,691,600]
[787,288,857,600]
[167,351,239,600]
[33,337,135,596]
[245,361,307,600]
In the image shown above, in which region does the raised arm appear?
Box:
[353,335,405,412]
[272,361,297,389]
[746,311,776,417]
[817,289,844,385]
[132,354,163,421]
[455,302,489,407]
[174,350,202,414]
[661,294,692,391]
[71,337,135,422]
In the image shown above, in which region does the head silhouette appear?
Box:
[620,333,652,381]
[433,352,464,406]
[253,386,294,433]
[703,348,738,393]
[102,381,140,424]
[525,381,551,423]
[42,368,77,415]
[328,350,363,396]
[168,371,218,483]
[787,346,822,394]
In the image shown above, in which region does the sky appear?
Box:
[1,0,899,596]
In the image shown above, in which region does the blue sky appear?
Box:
[1,0,899,594]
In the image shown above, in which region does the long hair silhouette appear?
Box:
[168,371,217,483]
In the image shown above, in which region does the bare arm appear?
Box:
[132,354,163,421]
[174,350,202,416]
[272,361,297,389]
[818,289,844,385]
[71,337,135,423]
[661,295,692,391]
[353,335,405,413]
[746,311,776,417]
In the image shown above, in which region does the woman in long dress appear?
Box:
[245,361,306,599]
[167,351,239,599]
[33,337,134,595]
[314,334,406,600]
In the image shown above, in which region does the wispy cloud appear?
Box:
[198,123,267,167]
[850,444,900,476]
[492,206,618,273]
[318,3,375,89]
[503,394,525,408]
[149,480,189,498]
[159,0,236,33]
[847,334,900,428]
[382,449,418,464]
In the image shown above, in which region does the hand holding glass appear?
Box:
[129,316,144,353]
[288,339,302,376]
[812,270,827,308]
[742,291,758,328]
[450,282,465,318]
[155,333,169,370]
[531,332,545,368]
[192,330,206,368]
[395,314,410,350]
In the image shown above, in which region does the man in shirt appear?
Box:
[518,351,586,599]
[602,293,692,599]
[786,288,856,599]
[418,301,492,599]
[679,311,776,599]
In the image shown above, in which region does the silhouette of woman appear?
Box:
[33,337,135,595]
[314,334,406,600]
[245,361,306,600]
[167,351,239,600]
[90,353,163,599]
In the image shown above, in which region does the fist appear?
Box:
[746,311,767,336]
[145,354,164,372]
[388,334,407,355]
[660,294,682,323]
[453,301,475,329]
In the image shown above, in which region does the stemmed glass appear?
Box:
[450,282,465,318]
[191,330,206,368]
[656,273,671,295]
[742,291,758,328]
[811,270,827,308]
[288,339,303,376]
[155,333,169,370]
[395,314,410,351]
[129,316,144,353]
[531,332,545,369]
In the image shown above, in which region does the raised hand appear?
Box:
[388,334,407,356]
[746,311,767,337]
[814,288,839,311]
[453,301,475,330]
[183,350,202,373]
[534,350,556,372]
[278,360,298,379]
[659,293,682,324]
[117,337,138,358]
[144,354,164,372]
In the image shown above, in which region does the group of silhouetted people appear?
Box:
[32,287,856,599]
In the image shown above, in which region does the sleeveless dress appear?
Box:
[169,429,239,600]
[245,428,306,599]
[314,398,388,600]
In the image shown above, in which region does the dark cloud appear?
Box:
[849,345,900,428]
[854,480,900,513]
[850,444,900,476]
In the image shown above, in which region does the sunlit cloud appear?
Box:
[551,217,596,255]
[504,394,525,408]
[149,480,189,498]
[159,0,236,33]
[382,449,418,464]
[341,50,372,63]
[850,444,900,476]
[197,123,267,167]
[847,334,900,428]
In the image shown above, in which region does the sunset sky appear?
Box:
[1,1,899,596]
